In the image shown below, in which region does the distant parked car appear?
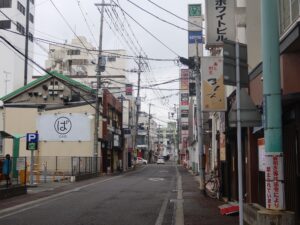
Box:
[157,157,165,164]
[136,157,147,165]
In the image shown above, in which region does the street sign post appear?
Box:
[26,133,39,150]
[26,133,38,186]
[223,40,248,87]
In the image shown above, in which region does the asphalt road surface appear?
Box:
[0,163,182,225]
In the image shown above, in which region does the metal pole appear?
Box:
[135,56,142,157]
[94,0,105,160]
[147,103,151,162]
[195,41,204,192]
[30,150,34,185]
[24,0,30,85]
[236,41,244,225]
[261,0,284,210]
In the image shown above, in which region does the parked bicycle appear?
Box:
[205,172,221,199]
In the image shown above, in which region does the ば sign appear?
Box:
[37,113,91,141]
[54,117,72,135]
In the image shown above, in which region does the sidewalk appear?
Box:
[179,166,239,225]
[0,174,115,211]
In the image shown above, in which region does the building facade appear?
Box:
[0,0,35,97]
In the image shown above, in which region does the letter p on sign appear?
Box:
[26,133,39,150]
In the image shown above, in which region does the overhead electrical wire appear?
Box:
[126,0,188,31]
[145,0,204,30]
[0,35,97,109]
[75,0,98,47]
[49,0,97,61]
[112,0,180,57]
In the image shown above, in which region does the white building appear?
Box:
[0,0,35,97]
[44,36,130,99]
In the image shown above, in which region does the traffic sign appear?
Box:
[26,133,39,150]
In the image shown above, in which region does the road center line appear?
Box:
[175,166,184,225]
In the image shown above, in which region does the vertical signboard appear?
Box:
[188,4,203,58]
[265,153,284,209]
[258,138,265,171]
[180,69,189,90]
[125,84,133,96]
[201,57,227,111]
[205,0,236,47]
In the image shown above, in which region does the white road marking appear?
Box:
[148,178,165,181]
[175,166,184,225]
[0,171,139,219]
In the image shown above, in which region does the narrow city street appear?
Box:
[0,164,238,225]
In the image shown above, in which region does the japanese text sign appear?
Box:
[205,0,236,47]
[37,113,91,141]
[265,153,284,209]
[201,56,227,111]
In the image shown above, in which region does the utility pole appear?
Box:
[134,55,142,158]
[194,41,205,192]
[157,124,161,155]
[147,103,151,163]
[261,0,285,210]
[24,0,30,85]
[94,0,111,165]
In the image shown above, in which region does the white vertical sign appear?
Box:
[205,0,236,47]
[201,57,227,111]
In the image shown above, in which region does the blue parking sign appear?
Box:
[26,133,39,150]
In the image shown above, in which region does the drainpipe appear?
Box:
[261,0,285,210]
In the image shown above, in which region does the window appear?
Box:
[29,13,34,23]
[17,1,25,15]
[0,0,12,8]
[67,49,80,55]
[16,22,25,34]
[107,56,116,62]
[0,20,11,29]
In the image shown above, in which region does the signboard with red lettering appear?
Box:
[265,153,284,210]
[205,0,236,47]
[201,56,227,111]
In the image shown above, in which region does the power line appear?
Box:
[75,0,98,46]
[49,0,96,61]
[0,27,176,62]
[0,35,97,109]
[112,0,179,57]
[145,0,204,30]
[126,0,188,31]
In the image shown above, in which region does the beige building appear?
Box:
[0,71,102,175]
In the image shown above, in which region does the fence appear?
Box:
[1,156,101,186]
[0,157,27,188]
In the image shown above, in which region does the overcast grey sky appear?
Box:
[33,0,205,125]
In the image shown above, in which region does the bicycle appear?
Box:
[205,172,221,199]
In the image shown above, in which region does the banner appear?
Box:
[125,84,133,96]
[205,0,236,47]
[201,57,227,111]
[37,113,91,141]
[180,69,189,90]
